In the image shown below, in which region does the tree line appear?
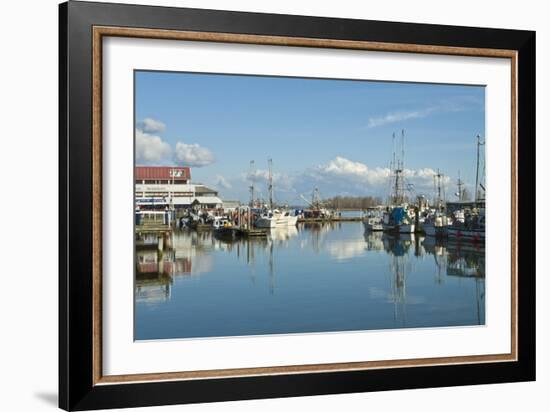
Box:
[323,195,384,210]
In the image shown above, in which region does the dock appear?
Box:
[136,212,172,234]
[214,227,268,239]
[237,228,268,237]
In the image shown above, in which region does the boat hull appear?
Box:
[213,227,239,239]
[255,215,298,228]
[363,220,384,231]
[448,227,485,242]
[254,218,277,228]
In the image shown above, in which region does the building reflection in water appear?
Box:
[136,226,302,301]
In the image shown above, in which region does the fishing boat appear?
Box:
[212,216,231,230]
[363,216,384,231]
[382,130,415,234]
[253,159,298,228]
[422,169,449,237]
[382,206,415,233]
[447,135,486,243]
[448,210,485,242]
[363,209,384,231]
[422,213,450,237]
[255,209,298,228]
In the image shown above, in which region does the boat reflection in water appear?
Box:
[135,222,486,340]
[370,231,485,326]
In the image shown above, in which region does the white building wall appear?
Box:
[135,183,223,208]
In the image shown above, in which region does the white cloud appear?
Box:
[325,239,367,260]
[304,157,451,198]
[174,142,214,167]
[137,117,166,133]
[135,129,171,163]
[318,156,390,186]
[246,169,295,192]
[367,107,436,128]
[213,175,232,190]
[366,95,482,129]
[135,120,216,167]
[194,157,452,204]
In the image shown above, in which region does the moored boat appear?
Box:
[447,209,485,242]
[363,217,384,231]
[382,206,415,234]
[253,159,298,229]
[212,216,231,230]
[363,209,384,231]
[255,209,298,228]
[422,213,450,238]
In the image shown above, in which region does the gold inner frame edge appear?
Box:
[91,26,518,385]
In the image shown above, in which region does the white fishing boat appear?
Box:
[255,209,298,228]
[422,214,450,237]
[363,209,384,231]
[363,217,384,231]
[253,159,298,229]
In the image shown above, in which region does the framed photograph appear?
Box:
[59,1,535,410]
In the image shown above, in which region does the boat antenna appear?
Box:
[438,171,443,209]
[475,134,486,202]
[249,160,256,207]
[312,187,321,210]
[268,158,273,210]
[401,129,405,171]
[433,174,437,207]
[457,170,464,201]
[400,129,405,204]
[392,132,396,172]
[434,169,443,209]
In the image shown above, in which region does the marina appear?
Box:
[135,133,486,243]
[133,71,487,341]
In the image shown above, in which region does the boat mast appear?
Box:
[434,168,443,210]
[457,170,464,201]
[475,134,485,202]
[249,160,255,207]
[268,158,273,210]
[400,129,405,204]
[391,132,397,205]
[312,187,321,210]
[392,129,405,205]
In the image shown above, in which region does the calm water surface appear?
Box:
[135,222,485,340]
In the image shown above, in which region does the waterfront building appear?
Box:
[135,166,223,211]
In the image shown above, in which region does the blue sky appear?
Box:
[135,70,485,204]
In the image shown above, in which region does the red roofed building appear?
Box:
[136,166,191,184]
[135,166,223,211]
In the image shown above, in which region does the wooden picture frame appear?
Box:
[59,1,535,410]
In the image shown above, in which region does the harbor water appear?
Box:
[135,221,485,340]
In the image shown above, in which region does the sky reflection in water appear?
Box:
[135,222,485,340]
